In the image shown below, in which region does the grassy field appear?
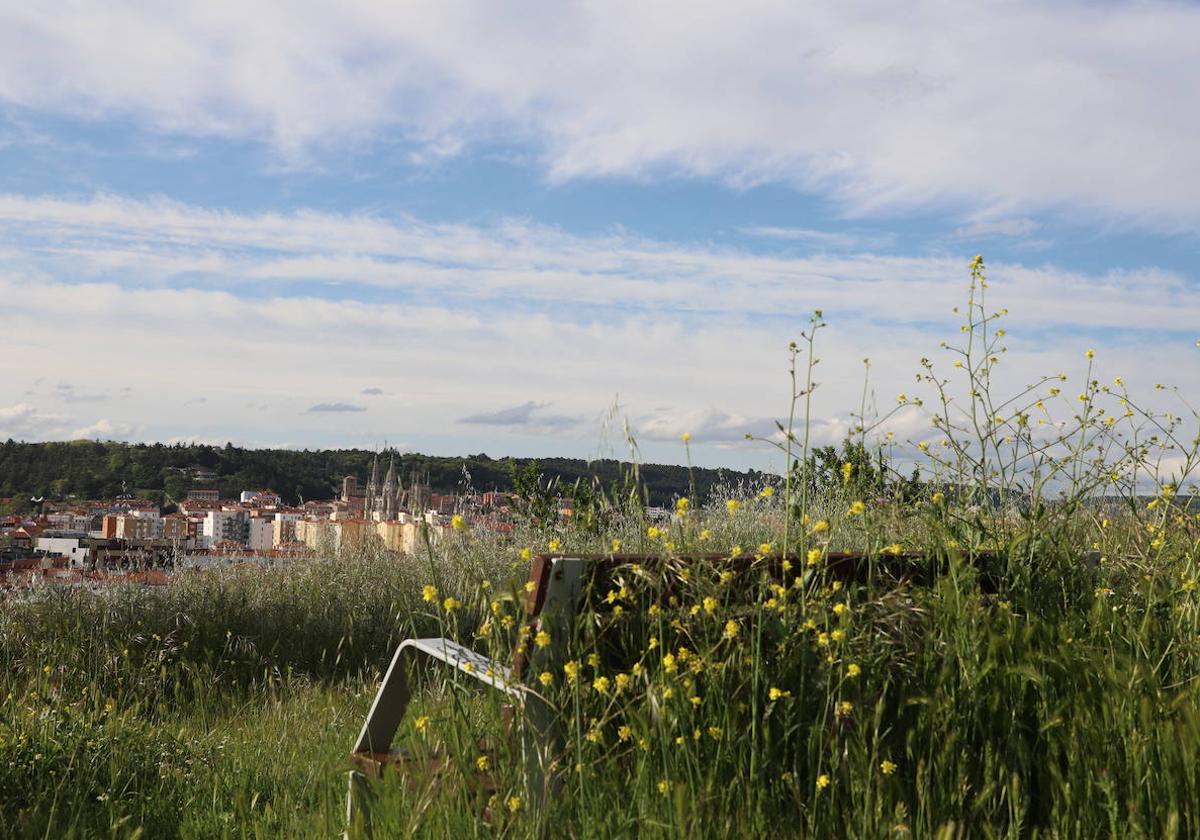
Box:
[4,261,1199,838]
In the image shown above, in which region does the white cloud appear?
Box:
[0,193,1196,468]
[0,3,1198,223]
[70,418,139,441]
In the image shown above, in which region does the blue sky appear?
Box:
[1,2,1197,473]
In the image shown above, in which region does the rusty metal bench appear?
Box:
[345,546,1096,830]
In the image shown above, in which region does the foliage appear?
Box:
[0,440,763,507]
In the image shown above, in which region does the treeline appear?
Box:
[0,439,769,509]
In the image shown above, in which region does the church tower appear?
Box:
[364,452,380,520]
[382,455,397,521]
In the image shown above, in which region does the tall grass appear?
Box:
[3,257,1199,838]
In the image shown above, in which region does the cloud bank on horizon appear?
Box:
[0,1,1196,470]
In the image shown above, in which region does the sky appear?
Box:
[0,1,1197,473]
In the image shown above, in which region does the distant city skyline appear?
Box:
[1,2,1198,473]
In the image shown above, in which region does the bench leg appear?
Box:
[345,768,375,839]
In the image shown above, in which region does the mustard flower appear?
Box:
[592,676,610,694]
[830,629,845,643]
[422,585,438,603]
[846,663,861,678]
[723,619,739,640]
[615,672,632,692]
[476,755,489,771]
[806,548,822,567]
[413,715,430,733]
[538,671,553,687]
[703,596,718,614]
[534,630,551,648]
[618,725,632,741]
[768,687,791,701]
[611,538,622,552]
[442,597,461,612]
[880,760,897,775]
[563,660,580,683]
[507,796,522,812]
[816,774,830,791]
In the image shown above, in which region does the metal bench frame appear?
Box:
[346,556,585,830]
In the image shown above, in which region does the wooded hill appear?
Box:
[0,440,770,510]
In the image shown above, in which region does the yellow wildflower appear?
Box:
[451,514,467,531]
[811,520,829,534]
[538,671,553,687]
[442,597,461,612]
[519,547,532,562]
[548,538,562,552]
[592,676,610,694]
[723,619,739,639]
[726,499,740,513]
[507,796,522,812]
[703,596,718,614]
[414,715,430,733]
[769,687,791,701]
[846,663,861,678]
[816,774,830,791]
[615,672,632,692]
[842,462,854,484]
[563,660,580,683]
[848,500,866,515]
[880,760,897,775]
[476,755,489,771]
[618,725,632,741]
[534,630,551,648]
[611,538,622,552]
[422,585,438,603]
[831,629,845,642]
[759,486,775,498]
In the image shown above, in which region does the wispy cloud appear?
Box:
[0,193,1195,467]
[0,3,1197,224]
[361,387,384,396]
[306,403,366,413]
[459,401,583,432]
[954,219,1041,239]
[739,227,895,251]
